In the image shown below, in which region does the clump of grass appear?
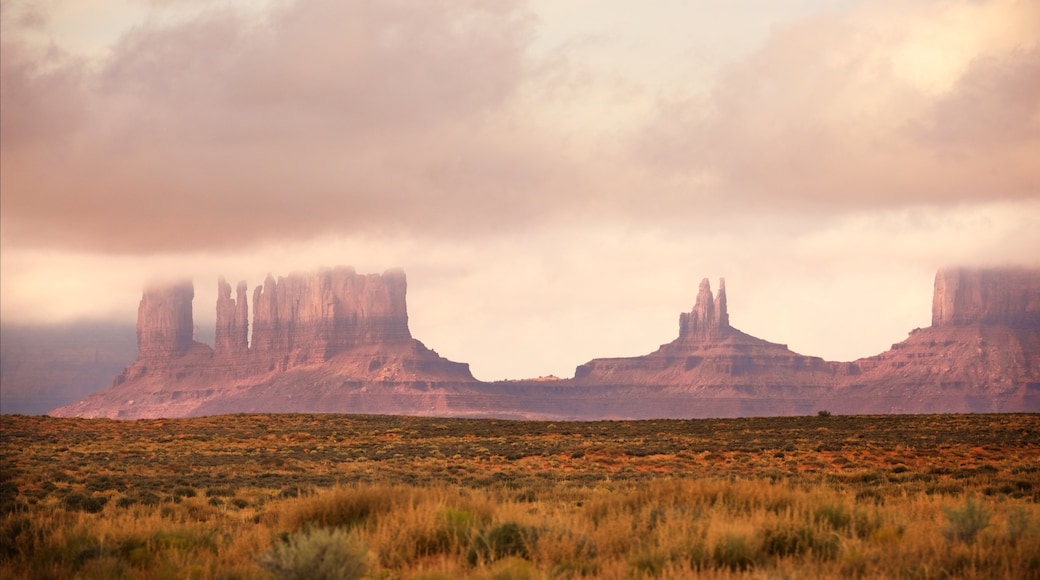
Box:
[942,497,991,543]
[259,526,368,580]
[2,414,1039,579]
[711,532,756,571]
[814,504,851,531]
[759,523,840,560]
[469,522,539,565]
[284,486,397,531]
[486,556,536,580]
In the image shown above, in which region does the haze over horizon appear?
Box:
[2,0,1039,382]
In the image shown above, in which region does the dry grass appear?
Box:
[1,413,1038,579]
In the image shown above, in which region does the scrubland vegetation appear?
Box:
[1,413,1038,579]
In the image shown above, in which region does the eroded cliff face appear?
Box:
[932,268,1040,327]
[50,266,1040,420]
[50,267,472,418]
[574,278,836,395]
[250,267,411,371]
[136,281,196,360]
[841,267,1040,413]
[214,278,249,360]
[117,281,213,385]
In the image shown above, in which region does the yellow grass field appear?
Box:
[1,413,1038,579]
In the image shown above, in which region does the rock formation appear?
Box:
[50,267,473,419]
[572,278,837,408]
[932,267,1040,327]
[48,266,1040,420]
[250,267,412,372]
[678,278,729,340]
[136,281,196,361]
[214,278,249,359]
[840,267,1040,413]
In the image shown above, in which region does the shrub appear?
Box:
[205,487,236,498]
[286,486,396,531]
[259,527,368,580]
[711,533,755,571]
[759,524,840,560]
[61,492,108,513]
[468,522,538,565]
[814,504,851,530]
[439,507,477,546]
[1006,507,1036,544]
[630,551,665,577]
[942,498,991,543]
[137,491,161,506]
[0,514,46,559]
[171,486,197,499]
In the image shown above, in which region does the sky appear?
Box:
[2,0,1038,381]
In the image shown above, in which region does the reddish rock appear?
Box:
[678,278,729,340]
[51,267,472,419]
[250,267,412,372]
[214,277,249,359]
[136,281,195,360]
[49,266,1040,420]
[575,277,835,402]
[932,268,1040,327]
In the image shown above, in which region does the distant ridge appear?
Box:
[49,267,1040,419]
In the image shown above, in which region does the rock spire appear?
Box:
[214,278,249,358]
[679,278,729,340]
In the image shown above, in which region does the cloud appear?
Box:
[3,0,1037,256]
[635,0,1040,209]
[0,36,86,148]
[911,47,1040,149]
[1,0,559,252]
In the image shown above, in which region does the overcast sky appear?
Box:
[2,0,1038,381]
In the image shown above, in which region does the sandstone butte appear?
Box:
[50,266,1040,420]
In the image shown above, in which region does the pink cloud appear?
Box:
[635,1,1040,208]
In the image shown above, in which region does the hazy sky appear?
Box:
[2,0,1038,381]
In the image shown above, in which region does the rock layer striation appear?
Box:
[932,268,1040,328]
[52,267,473,418]
[249,267,412,372]
[136,281,196,361]
[50,266,1040,419]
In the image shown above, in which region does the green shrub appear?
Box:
[259,527,368,580]
[942,498,991,543]
[439,507,477,545]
